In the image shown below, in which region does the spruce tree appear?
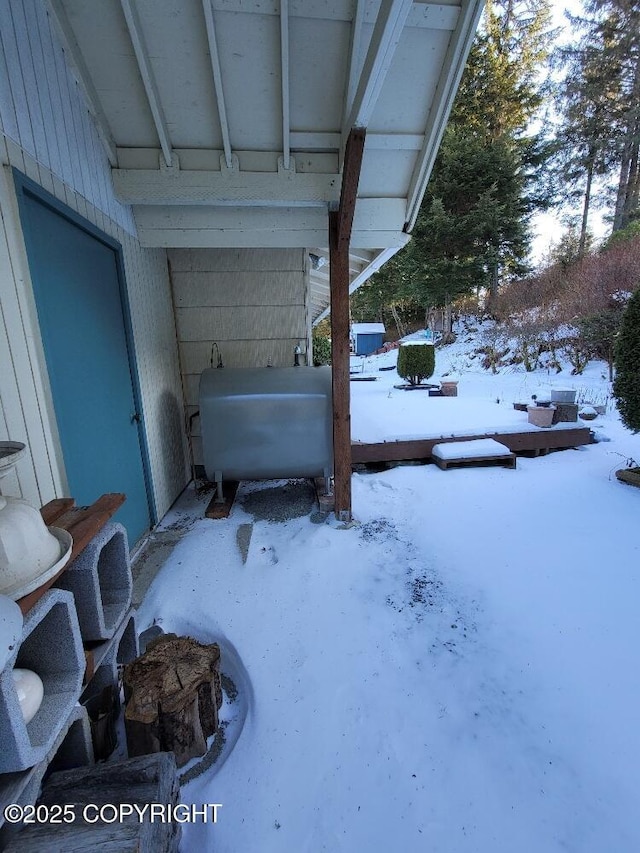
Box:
[401,0,554,310]
[353,0,555,323]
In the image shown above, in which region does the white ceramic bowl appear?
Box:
[12,667,44,724]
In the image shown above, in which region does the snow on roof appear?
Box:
[352,323,385,335]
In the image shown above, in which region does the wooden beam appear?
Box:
[343,0,414,134]
[313,242,408,325]
[405,0,484,229]
[112,167,341,205]
[345,0,365,117]
[280,0,291,170]
[201,0,233,169]
[120,0,173,167]
[327,126,367,520]
[337,127,366,243]
[351,427,594,465]
[329,209,352,521]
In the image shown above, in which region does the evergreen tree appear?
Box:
[401,130,528,311]
[399,0,553,310]
[453,0,552,138]
[554,38,622,255]
[613,286,640,430]
[547,225,594,269]
[600,1,640,232]
[556,1,640,239]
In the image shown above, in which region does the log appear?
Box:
[3,753,180,852]
[123,634,221,767]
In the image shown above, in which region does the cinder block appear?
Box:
[82,609,139,703]
[56,522,132,642]
[81,610,139,762]
[0,705,94,840]
[0,590,84,774]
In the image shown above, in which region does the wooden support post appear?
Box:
[329,210,352,521]
[329,127,366,522]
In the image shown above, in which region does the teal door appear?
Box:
[16,176,153,546]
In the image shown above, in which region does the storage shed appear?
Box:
[351,323,386,356]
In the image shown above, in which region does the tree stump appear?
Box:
[123,634,222,767]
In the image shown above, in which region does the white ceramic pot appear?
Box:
[12,667,44,724]
[0,499,72,599]
[0,442,26,480]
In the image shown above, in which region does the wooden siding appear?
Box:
[0,1,189,519]
[169,247,308,466]
[0,0,134,234]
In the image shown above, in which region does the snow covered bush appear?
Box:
[397,341,435,385]
[613,288,640,432]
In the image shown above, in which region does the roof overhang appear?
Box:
[48,0,483,319]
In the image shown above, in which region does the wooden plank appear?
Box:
[351,427,593,465]
[329,210,352,521]
[434,454,516,471]
[204,481,239,519]
[39,497,76,526]
[17,494,126,615]
[500,427,592,452]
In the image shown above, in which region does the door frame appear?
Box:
[13,169,157,528]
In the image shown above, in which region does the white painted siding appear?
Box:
[0,1,189,520]
[0,0,134,234]
[168,248,308,466]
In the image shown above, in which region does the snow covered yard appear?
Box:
[137,332,640,853]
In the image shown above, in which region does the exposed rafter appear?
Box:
[280,0,291,170]
[47,0,118,165]
[345,0,365,118]
[120,0,173,167]
[202,0,233,169]
[312,242,409,325]
[405,0,484,229]
[342,0,414,136]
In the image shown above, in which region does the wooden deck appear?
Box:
[352,426,593,466]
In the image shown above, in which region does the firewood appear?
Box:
[123,634,221,767]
